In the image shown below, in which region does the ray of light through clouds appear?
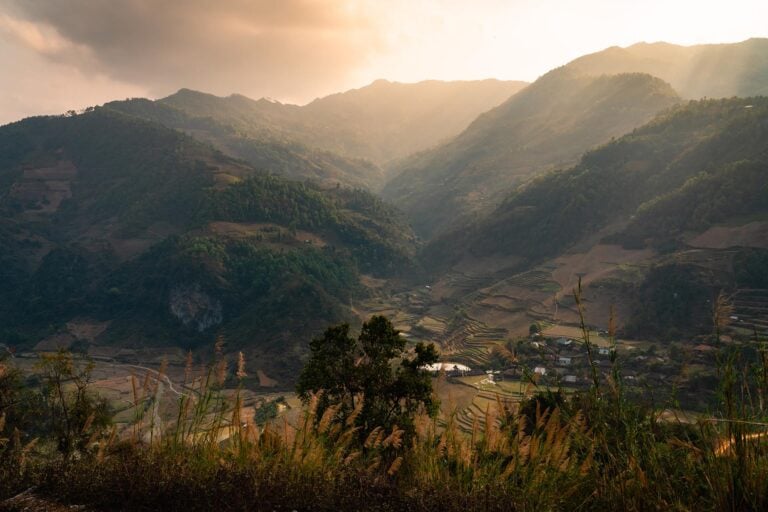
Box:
[0,0,767,124]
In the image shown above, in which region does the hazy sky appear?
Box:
[1,0,767,124]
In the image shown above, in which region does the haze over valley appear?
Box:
[2,2,768,510]
[3,31,768,414]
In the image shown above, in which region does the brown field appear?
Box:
[207,221,327,247]
[551,244,655,293]
[452,254,524,276]
[426,243,655,343]
[465,304,530,337]
[10,353,296,439]
[687,221,768,249]
[75,220,181,262]
[359,274,387,289]
[257,369,279,388]
[66,319,110,341]
[436,377,478,416]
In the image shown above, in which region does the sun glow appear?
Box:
[0,0,766,122]
[354,0,768,85]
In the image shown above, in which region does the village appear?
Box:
[418,322,729,432]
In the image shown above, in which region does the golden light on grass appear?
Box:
[236,351,247,379]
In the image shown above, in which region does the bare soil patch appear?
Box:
[207,221,327,247]
[65,319,109,342]
[257,369,279,388]
[687,221,768,249]
[551,244,655,293]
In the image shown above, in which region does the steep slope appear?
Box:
[104,98,385,190]
[382,69,680,236]
[299,79,528,165]
[408,98,768,343]
[157,79,528,167]
[0,109,417,381]
[427,97,768,269]
[567,38,768,99]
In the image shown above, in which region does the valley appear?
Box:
[2,6,768,505]
[1,35,767,443]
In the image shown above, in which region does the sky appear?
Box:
[1,0,767,124]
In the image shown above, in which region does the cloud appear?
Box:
[0,0,387,101]
[0,39,147,125]
[1,0,766,124]
[0,12,85,57]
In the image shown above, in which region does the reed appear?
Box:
[2,297,768,511]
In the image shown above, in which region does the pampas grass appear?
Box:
[2,288,768,511]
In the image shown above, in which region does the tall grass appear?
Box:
[2,291,768,510]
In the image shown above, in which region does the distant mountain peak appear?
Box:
[383,68,680,237]
[168,87,213,99]
[145,79,529,167]
[566,38,768,99]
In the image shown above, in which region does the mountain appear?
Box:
[155,79,527,167]
[297,79,529,165]
[423,97,768,339]
[566,38,768,99]
[430,96,768,263]
[105,79,526,190]
[0,109,417,382]
[104,97,386,190]
[382,69,680,237]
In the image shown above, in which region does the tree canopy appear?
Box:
[296,315,439,437]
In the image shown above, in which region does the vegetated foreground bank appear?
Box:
[2,313,768,511]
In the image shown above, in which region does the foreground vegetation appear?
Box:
[2,308,768,511]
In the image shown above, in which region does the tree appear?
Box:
[36,350,112,456]
[296,323,358,424]
[0,351,24,431]
[296,315,439,437]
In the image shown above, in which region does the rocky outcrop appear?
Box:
[169,284,222,332]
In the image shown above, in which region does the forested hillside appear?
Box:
[104,79,526,188]
[426,97,768,266]
[417,97,768,340]
[0,109,417,380]
[105,97,386,190]
[158,80,527,165]
[382,69,680,236]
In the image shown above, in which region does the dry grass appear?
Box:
[3,299,768,510]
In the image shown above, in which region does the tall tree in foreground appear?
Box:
[297,315,439,437]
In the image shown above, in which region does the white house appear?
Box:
[558,356,572,366]
[564,375,578,384]
[598,347,612,356]
[421,362,471,375]
[534,366,547,376]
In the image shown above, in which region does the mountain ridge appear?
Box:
[156,78,529,168]
[426,96,768,267]
[382,69,680,237]
[566,37,768,99]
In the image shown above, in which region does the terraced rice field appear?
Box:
[448,377,552,432]
[441,315,508,367]
[733,289,768,336]
[498,269,560,291]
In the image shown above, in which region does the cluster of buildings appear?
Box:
[515,335,616,386]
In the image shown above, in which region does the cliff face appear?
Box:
[169,284,223,332]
